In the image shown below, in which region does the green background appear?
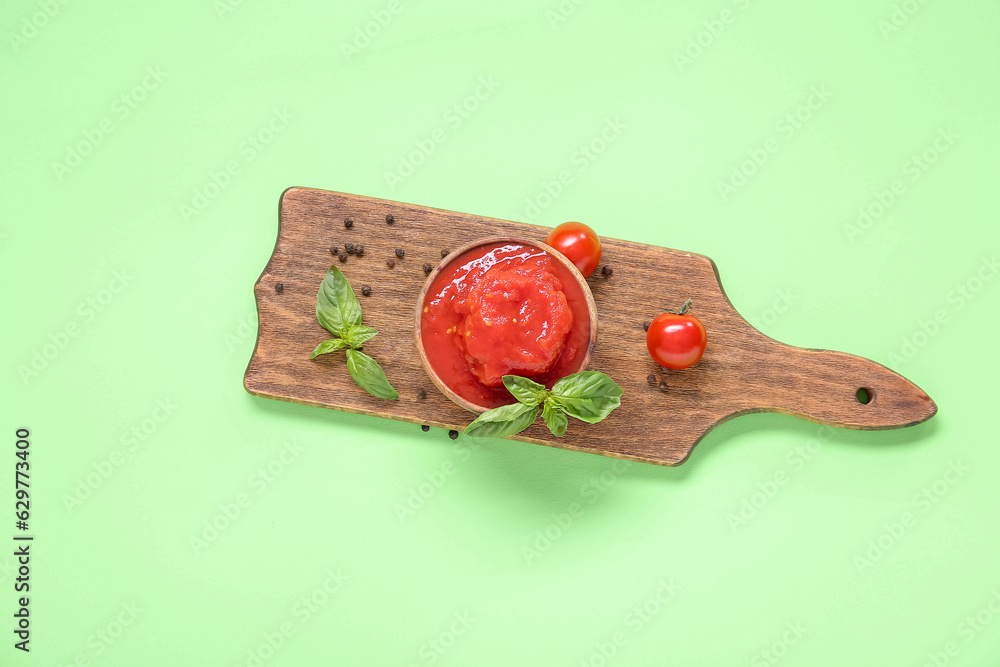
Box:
[2,0,999,664]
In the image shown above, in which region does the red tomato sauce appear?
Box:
[420,242,592,409]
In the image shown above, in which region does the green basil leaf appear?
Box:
[502,375,548,407]
[316,266,362,336]
[309,338,349,358]
[542,399,568,437]
[344,324,379,349]
[550,371,624,423]
[345,349,398,400]
[465,402,540,438]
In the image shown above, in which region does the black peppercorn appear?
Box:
[448,430,458,440]
[361,285,371,297]
[421,424,430,432]
[344,242,355,255]
[344,218,353,228]
[602,265,613,277]
[395,248,404,259]
[386,258,395,268]
[417,389,426,400]
[274,282,284,293]
[646,374,656,386]
[354,244,364,256]
[329,246,338,255]
[338,252,347,262]
[441,249,449,258]
[385,214,394,224]
[423,263,433,275]
[643,321,650,331]
[658,382,668,392]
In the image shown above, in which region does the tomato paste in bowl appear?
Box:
[416,237,597,412]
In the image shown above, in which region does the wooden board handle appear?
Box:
[733,336,937,429]
[691,264,937,431]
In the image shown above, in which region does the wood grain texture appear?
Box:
[244,187,937,466]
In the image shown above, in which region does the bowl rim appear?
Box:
[414,236,598,414]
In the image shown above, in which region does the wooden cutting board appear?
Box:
[243,187,937,466]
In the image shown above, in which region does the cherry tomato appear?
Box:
[646,300,707,370]
[545,221,602,277]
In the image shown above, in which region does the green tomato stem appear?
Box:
[663,298,693,315]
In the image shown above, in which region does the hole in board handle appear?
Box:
[856,387,873,405]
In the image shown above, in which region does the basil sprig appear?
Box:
[309,266,398,400]
[465,371,622,438]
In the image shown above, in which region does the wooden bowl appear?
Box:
[414,236,599,413]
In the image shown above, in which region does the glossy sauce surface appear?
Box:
[420,242,591,409]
